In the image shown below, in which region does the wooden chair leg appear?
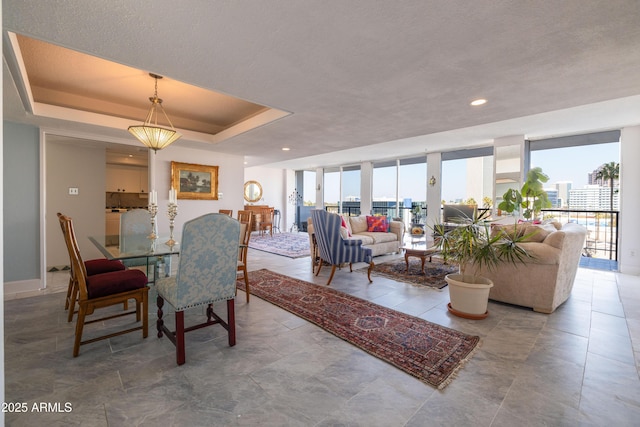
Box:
[227,299,236,346]
[157,295,165,338]
[315,261,323,276]
[367,261,374,283]
[67,280,79,322]
[73,304,87,357]
[243,268,250,303]
[175,311,186,365]
[326,265,338,286]
[141,291,148,339]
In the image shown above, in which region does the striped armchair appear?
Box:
[310,209,374,286]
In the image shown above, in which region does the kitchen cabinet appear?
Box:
[106,165,148,193]
[105,212,121,246]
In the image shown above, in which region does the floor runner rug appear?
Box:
[238,269,480,389]
[358,258,458,289]
[248,232,310,258]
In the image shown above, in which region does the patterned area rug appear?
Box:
[248,232,310,258]
[358,258,458,289]
[238,269,480,389]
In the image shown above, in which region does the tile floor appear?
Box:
[4,244,640,426]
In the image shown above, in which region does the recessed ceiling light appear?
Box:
[470,98,487,106]
[282,147,290,151]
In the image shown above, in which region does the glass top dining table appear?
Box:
[89,234,181,261]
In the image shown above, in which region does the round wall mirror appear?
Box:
[244,180,263,203]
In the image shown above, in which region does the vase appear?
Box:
[445,274,493,320]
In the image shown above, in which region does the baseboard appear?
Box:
[4,278,43,296]
[619,265,640,276]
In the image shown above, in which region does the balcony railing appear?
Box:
[540,209,618,261]
[323,203,619,266]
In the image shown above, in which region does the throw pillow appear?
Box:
[339,226,350,239]
[491,223,526,239]
[366,215,389,232]
[521,223,557,242]
[349,216,368,234]
[340,215,352,237]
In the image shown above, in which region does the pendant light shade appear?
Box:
[128,73,182,152]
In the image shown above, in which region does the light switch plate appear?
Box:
[218,192,223,199]
[69,187,79,195]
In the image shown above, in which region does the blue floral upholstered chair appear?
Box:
[310,209,374,286]
[156,213,240,365]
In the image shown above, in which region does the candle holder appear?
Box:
[147,203,158,239]
[288,189,302,232]
[165,202,178,246]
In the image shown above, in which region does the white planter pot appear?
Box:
[445,273,494,319]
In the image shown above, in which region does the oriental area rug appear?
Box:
[357,258,458,289]
[248,232,310,258]
[237,269,480,389]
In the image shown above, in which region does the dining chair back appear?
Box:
[120,209,170,278]
[57,212,126,322]
[309,209,374,286]
[237,213,254,302]
[258,207,274,237]
[219,209,233,216]
[237,210,253,224]
[155,213,240,365]
[59,214,149,357]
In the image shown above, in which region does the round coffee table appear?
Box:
[401,240,438,273]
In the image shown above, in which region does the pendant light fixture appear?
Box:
[128,73,182,152]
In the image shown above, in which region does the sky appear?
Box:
[304,142,619,204]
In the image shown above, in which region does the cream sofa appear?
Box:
[469,222,587,313]
[341,215,405,256]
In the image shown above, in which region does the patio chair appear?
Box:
[156,213,240,365]
[310,209,374,286]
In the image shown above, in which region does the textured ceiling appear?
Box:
[4,0,640,169]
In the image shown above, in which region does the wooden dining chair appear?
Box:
[237,213,253,302]
[57,212,127,322]
[258,207,274,237]
[237,210,253,224]
[219,209,233,216]
[59,214,149,357]
[156,213,240,365]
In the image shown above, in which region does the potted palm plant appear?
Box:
[431,209,531,319]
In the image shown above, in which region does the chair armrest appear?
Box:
[343,238,363,246]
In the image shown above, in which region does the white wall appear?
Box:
[152,145,245,234]
[243,166,289,230]
[46,139,107,266]
[619,125,640,275]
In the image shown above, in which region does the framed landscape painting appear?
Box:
[170,161,219,200]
